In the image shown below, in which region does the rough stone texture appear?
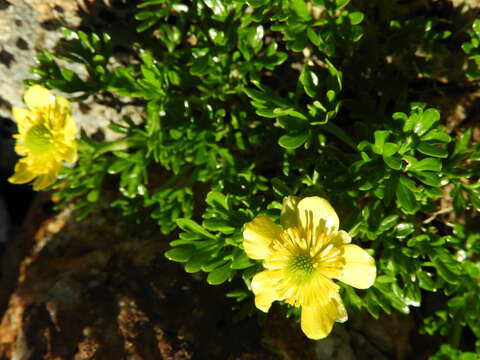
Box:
[451,0,480,10]
[0,0,79,117]
[0,0,143,140]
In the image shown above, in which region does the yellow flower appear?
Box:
[8,85,77,191]
[243,196,376,340]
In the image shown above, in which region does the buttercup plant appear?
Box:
[7,0,480,356]
[243,196,376,339]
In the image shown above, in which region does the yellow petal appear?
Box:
[62,115,78,139]
[300,292,347,340]
[51,96,73,131]
[282,272,339,307]
[243,216,282,260]
[329,230,351,247]
[24,85,55,109]
[251,270,282,312]
[14,143,28,156]
[296,197,339,235]
[335,244,376,289]
[12,107,35,133]
[317,245,345,280]
[55,140,78,163]
[32,168,59,191]
[8,161,36,184]
[54,94,72,115]
[280,195,300,229]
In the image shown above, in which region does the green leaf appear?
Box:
[291,0,311,20]
[415,108,440,136]
[422,129,451,143]
[408,158,442,172]
[468,189,480,210]
[396,177,418,214]
[425,187,443,198]
[392,112,407,121]
[394,222,415,238]
[307,27,321,46]
[137,0,167,8]
[278,131,310,149]
[431,248,461,285]
[473,18,480,36]
[373,130,390,154]
[206,191,229,211]
[271,178,291,196]
[335,0,350,10]
[203,219,235,233]
[277,116,308,131]
[108,159,131,174]
[247,0,269,8]
[348,12,364,25]
[364,294,381,319]
[273,107,308,120]
[231,253,253,269]
[417,142,448,158]
[383,155,402,170]
[176,219,217,240]
[326,90,336,102]
[164,245,195,262]
[344,286,363,309]
[185,251,213,273]
[378,214,399,232]
[412,171,440,187]
[87,189,100,202]
[190,56,210,76]
[417,271,436,291]
[299,68,319,98]
[454,128,472,155]
[207,263,233,285]
[383,142,399,157]
[431,256,459,284]
[403,112,420,132]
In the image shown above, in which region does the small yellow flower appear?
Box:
[8,85,77,191]
[243,196,376,340]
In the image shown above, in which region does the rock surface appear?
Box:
[0,192,416,360]
[0,0,143,140]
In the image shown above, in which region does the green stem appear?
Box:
[92,136,140,159]
[450,313,462,348]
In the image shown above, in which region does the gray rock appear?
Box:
[0,0,143,141]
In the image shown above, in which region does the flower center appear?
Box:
[287,254,317,285]
[25,124,53,154]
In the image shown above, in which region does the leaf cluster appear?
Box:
[25,0,480,356]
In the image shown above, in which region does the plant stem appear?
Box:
[93,136,140,158]
[450,313,462,348]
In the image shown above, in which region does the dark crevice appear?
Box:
[0,49,14,68]
[0,0,10,11]
[40,19,63,31]
[16,37,29,50]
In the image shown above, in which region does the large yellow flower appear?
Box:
[8,85,77,191]
[243,196,376,340]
